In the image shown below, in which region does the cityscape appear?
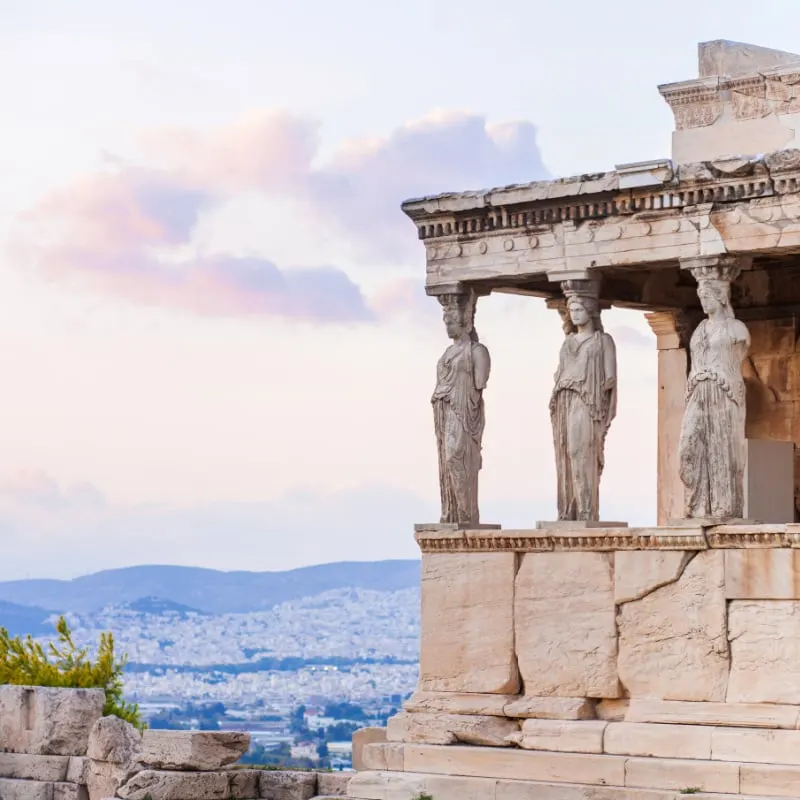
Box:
[49,584,422,768]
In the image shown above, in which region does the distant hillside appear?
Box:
[117,596,208,616]
[0,560,421,614]
[0,600,58,637]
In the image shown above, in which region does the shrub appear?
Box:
[0,615,144,729]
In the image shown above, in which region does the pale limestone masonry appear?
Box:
[356,526,800,798]
[0,686,105,756]
[0,686,351,800]
[418,551,518,693]
[514,551,619,698]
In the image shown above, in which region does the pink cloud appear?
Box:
[145,109,550,262]
[141,110,319,193]
[15,108,549,322]
[17,166,374,322]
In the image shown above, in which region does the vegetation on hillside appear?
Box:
[0,615,143,728]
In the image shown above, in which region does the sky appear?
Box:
[1,1,799,580]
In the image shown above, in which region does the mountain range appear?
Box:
[0,560,421,618]
[0,599,58,637]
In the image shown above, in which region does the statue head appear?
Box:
[689,259,741,320]
[697,278,734,318]
[439,291,477,342]
[567,296,596,329]
[561,278,602,333]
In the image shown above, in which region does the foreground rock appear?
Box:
[86,717,143,765]
[116,770,237,800]
[140,730,250,770]
[86,717,143,800]
[0,686,105,756]
[0,753,72,782]
[259,770,317,800]
[387,711,518,747]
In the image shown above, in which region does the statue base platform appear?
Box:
[351,739,794,798]
[536,519,629,530]
[667,516,756,527]
[413,522,502,532]
[357,522,800,798]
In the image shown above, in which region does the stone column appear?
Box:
[429,285,491,526]
[547,280,619,523]
[677,254,752,520]
[645,311,694,525]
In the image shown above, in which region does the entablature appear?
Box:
[401,149,800,311]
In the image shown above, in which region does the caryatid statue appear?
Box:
[549,280,617,521]
[431,290,490,526]
[678,257,750,519]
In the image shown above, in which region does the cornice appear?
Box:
[414,523,800,553]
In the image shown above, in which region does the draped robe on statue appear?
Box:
[550,331,617,521]
[432,338,487,525]
[678,318,748,518]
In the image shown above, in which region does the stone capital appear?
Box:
[561,278,601,301]
[679,255,753,284]
[645,311,697,351]
[426,282,492,299]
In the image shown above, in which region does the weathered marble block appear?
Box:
[419,551,519,693]
[617,550,729,701]
[0,686,105,756]
[725,549,800,599]
[140,729,250,770]
[386,711,518,747]
[0,753,71,782]
[514,551,619,698]
[0,779,87,800]
[116,769,252,800]
[728,600,800,704]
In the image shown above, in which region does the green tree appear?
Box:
[0,616,143,729]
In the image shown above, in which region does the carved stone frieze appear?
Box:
[414,524,800,553]
[402,146,800,296]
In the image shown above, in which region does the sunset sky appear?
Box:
[1,2,799,580]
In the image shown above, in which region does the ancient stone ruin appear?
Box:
[0,685,350,800]
[347,39,800,800]
[11,37,800,800]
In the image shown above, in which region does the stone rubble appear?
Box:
[0,686,351,800]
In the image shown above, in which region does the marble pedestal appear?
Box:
[350,522,800,799]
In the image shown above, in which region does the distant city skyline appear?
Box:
[2,2,799,579]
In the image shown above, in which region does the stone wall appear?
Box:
[352,525,800,798]
[0,686,351,800]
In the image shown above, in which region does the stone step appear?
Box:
[625,699,800,729]
[0,755,71,783]
[347,770,777,799]
[392,715,800,765]
[0,778,87,800]
[361,742,800,797]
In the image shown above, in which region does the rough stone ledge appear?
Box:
[0,753,71,782]
[139,730,250,771]
[0,686,105,757]
[414,523,800,553]
[112,767,345,800]
[0,778,87,800]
